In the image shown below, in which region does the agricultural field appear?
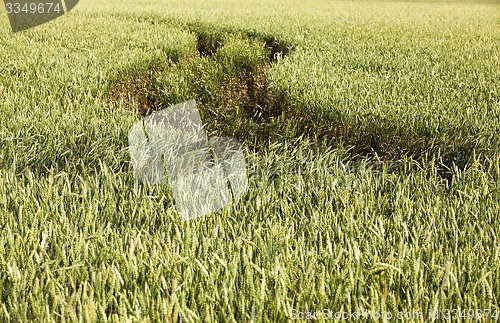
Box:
[0,0,499,321]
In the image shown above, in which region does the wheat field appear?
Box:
[0,0,499,321]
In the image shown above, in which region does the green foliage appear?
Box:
[0,0,499,321]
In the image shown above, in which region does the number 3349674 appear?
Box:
[5,2,63,14]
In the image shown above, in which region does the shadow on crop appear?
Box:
[107,28,484,186]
